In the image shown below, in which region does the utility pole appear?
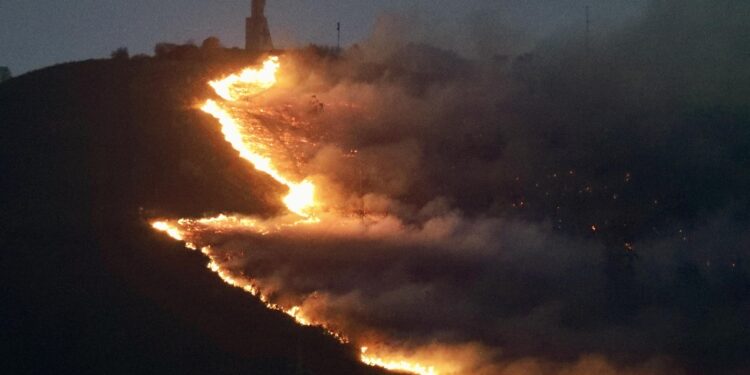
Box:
[337,22,341,51]
[585,5,591,55]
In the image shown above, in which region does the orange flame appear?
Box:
[151,217,441,374]
[361,347,438,375]
[209,56,280,101]
[150,219,346,337]
[152,221,184,241]
[201,57,316,217]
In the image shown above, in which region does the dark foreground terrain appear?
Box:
[0,52,388,375]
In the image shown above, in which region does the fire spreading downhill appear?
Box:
[151,57,440,375]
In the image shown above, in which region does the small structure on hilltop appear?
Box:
[0,67,11,83]
[246,0,274,52]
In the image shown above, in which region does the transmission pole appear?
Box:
[337,22,341,51]
[585,6,590,55]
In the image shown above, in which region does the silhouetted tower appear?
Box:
[246,0,273,52]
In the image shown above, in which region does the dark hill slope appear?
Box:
[0,56,387,375]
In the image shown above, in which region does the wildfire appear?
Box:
[361,347,438,375]
[151,217,440,374]
[150,217,355,347]
[201,57,316,218]
[209,56,280,101]
[152,221,185,241]
[150,57,444,375]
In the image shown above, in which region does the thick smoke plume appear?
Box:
[159,1,750,374]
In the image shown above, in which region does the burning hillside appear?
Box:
[1,53,390,375]
[152,56,442,374]
[150,27,750,373]
[4,2,750,374]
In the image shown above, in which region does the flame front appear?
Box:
[152,221,184,241]
[200,57,316,217]
[209,56,280,101]
[361,347,438,375]
[151,57,443,375]
[151,218,438,375]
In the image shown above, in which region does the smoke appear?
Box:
[161,1,750,373]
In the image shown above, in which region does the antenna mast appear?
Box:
[585,5,590,54]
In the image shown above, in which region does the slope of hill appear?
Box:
[0,54,388,375]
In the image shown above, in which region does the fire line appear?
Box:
[151,57,440,375]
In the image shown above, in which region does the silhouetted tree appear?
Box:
[201,37,222,50]
[154,43,179,58]
[131,54,150,61]
[154,42,200,60]
[0,66,10,82]
[111,47,130,60]
[303,44,340,59]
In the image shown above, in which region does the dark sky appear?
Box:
[0,0,645,75]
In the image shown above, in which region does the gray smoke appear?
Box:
[193,1,750,373]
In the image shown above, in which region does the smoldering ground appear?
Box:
[169,1,749,374]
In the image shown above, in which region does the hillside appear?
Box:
[0,54,389,375]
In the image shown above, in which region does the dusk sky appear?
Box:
[0,0,644,75]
